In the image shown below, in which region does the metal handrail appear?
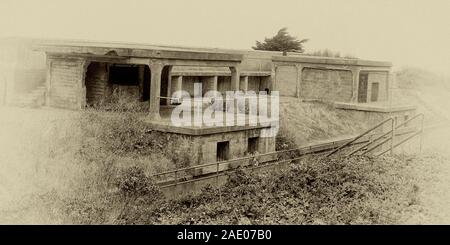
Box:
[347,130,393,156]
[150,134,369,179]
[363,136,392,155]
[150,149,280,178]
[375,113,425,156]
[395,113,424,130]
[152,114,426,185]
[375,130,423,156]
[326,117,394,157]
[159,155,305,189]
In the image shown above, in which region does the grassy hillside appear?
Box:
[0,106,195,223]
[278,98,368,148]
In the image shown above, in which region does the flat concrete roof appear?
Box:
[171,66,271,77]
[273,55,392,68]
[33,40,243,62]
[145,107,276,135]
[26,38,391,67]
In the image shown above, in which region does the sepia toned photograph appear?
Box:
[0,0,449,234]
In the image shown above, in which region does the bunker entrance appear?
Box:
[85,62,151,108]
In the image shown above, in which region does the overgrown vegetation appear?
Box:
[0,97,420,224]
[1,104,197,224]
[53,154,416,225]
[34,104,416,224]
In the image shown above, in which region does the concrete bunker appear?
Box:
[84,61,179,109]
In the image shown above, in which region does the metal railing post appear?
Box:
[326,117,393,157]
[216,161,220,188]
[391,118,395,155]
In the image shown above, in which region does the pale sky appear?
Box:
[0,0,449,75]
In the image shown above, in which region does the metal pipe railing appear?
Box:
[150,134,369,180]
[368,113,424,156]
[159,155,304,189]
[375,130,423,156]
[151,134,375,184]
[326,117,394,157]
[395,113,424,130]
[347,130,392,156]
[363,136,392,155]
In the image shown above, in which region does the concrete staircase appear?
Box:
[11,85,46,108]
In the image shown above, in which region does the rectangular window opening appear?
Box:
[217,141,230,161]
[247,137,259,154]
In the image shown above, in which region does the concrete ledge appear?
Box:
[34,43,243,62]
[170,70,271,77]
[334,102,417,113]
[144,120,273,135]
[272,55,392,68]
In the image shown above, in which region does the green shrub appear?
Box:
[132,155,417,225]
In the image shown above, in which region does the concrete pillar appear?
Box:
[240,76,248,92]
[230,66,240,91]
[271,65,277,92]
[78,60,89,109]
[171,75,183,95]
[202,76,218,93]
[138,65,145,101]
[149,62,164,120]
[295,64,303,99]
[165,66,173,105]
[351,67,361,103]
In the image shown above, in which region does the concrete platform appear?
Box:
[142,106,277,135]
[334,102,417,113]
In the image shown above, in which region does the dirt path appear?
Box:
[398,125,450,224]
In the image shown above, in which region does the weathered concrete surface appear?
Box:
[301,68,353,102]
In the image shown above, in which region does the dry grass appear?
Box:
[278,98,368,147]
[0,105,196,224]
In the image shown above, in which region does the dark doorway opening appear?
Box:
[109,65,139,86]
[217,141,230,161]
[247,137,259,154]
[85,62,109,106]
[358,73,368,103]
[142,66,151,101]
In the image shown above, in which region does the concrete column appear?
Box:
[230,66,240,91]
[165,66,173,105]
[240,76,248,92]
[149,62,164,120]
[78,60,89,109]
[171,75,183,95]
[203,76,218,94]
[271,65,277,92]
[295,64,303,99]
[351,67,361,103]
[138,65,145,101]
